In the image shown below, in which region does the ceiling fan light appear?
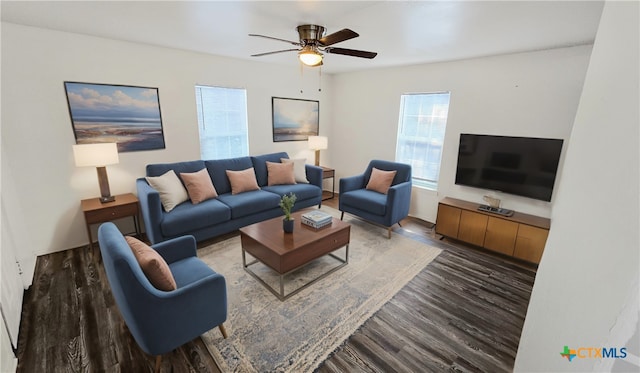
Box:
[298,48,323,66]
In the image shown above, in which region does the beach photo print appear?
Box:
[64,82,166,152]
[271,97,319,142]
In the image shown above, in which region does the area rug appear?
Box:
[199,206,441,372]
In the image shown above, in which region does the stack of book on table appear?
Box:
[301,210,333,229]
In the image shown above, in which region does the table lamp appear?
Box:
[73,143,119,203]
[308,136,328,166]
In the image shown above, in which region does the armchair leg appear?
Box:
[154,355,162,373]
[340,211,344,220]
[219,323,228,339]
[387,227,392,239]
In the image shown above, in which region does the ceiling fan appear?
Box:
[249,24,377,67]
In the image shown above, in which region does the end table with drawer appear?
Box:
[81,193,141,249]
[320,166,335,201]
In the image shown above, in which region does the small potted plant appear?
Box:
[279,192,297,233]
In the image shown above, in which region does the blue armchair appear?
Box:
[97,222,227,369]
[339,160,412,238]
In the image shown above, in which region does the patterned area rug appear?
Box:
[199,207,441,372]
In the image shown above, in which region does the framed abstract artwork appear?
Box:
[64,81,166,152]
[272,97,319,142]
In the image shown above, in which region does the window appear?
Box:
[195,85,249,160]
[395,92,451,190]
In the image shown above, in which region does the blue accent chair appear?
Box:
[339,160,412,238]
[97,222,227,369]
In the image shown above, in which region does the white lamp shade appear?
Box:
[73,143,119,167]
[308,136,328,150]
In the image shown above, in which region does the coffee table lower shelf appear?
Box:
[242,245,349,301]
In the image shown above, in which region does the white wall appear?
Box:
[515,1,639,371]
[331,46,592,223]
[1,21,595,263]
[1,22,334,257]
[1,321,17,373]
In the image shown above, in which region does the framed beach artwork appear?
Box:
[64,82,165,152]
[272,97,319,142]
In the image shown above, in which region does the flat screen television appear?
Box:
[455,134,564,202]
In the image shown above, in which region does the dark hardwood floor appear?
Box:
[316,216,536,372]
[16,197,536,372]
[16,231,223,373]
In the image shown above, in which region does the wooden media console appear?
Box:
[436,197,550,264]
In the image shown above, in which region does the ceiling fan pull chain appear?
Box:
[300,62,304,93]
[318,66,322,92]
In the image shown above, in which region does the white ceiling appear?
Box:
[1,1,604,74]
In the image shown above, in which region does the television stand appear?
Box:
[435,197,550,264]
[478,205,514,217]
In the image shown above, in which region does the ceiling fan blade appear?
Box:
[325,47,377,59]
[318,29,359,46]
[249,34,300,46]
[251,49,300,57]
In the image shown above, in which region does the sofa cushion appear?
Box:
[217,190,281,219]
[261,183,321,202]
[281,158,309,183]
[180,168,218,204]
[145,170,189,212]
[205,157,253,195]
[251,152,289,186]
[147,160,206,178]
[366,168,397,194]
[340,189,388,216]
[267,161,296,186]
[226,168,261,194]
[126,236,177,291]
[364,160,412,186]
[160,198,231,237]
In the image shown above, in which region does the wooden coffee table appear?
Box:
[239,209,350,301]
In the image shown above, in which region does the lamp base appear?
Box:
[99,195,116,203]
[96,166,115,203]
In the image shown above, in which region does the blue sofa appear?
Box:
[137,152,323,244]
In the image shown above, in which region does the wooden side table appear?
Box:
[320,166,335,201]
[81,193,141,249]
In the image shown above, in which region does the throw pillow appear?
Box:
[145,170,189,212]
[126,236,177,291]
[281,158,309,183]
[226,168,260,194]
[366,168,397,194]
[267,161,296,186]
[180,168,218,204]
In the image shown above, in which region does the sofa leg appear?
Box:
[154,355,162,373]
[219,323,228,339]
[340,211,344,220]
[387,227,392,239]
